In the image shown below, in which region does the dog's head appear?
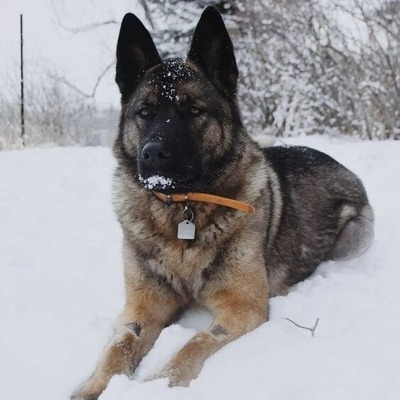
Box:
[114,7,244,194]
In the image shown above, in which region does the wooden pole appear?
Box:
[20,14,25,146]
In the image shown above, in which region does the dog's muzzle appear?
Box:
[139,140,202,191]
[141,141,172,170]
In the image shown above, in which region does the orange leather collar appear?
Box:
[153,192,255,214]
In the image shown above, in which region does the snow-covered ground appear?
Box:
[1,136,400,400]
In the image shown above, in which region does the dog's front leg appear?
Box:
[72,279,182,400]
[157,269,268,387]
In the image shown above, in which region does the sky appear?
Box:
[0,0,371,110]
[0,0,144,108]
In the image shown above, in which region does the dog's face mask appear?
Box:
[115,9,242,194]
[129,60,204,192]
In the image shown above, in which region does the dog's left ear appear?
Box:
[188,7,238,98]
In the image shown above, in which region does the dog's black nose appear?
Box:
[141,141,171,166]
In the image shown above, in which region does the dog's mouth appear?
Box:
[138,173,203,194]
[139,174,175,190]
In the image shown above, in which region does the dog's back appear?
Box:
[263,145,374,296]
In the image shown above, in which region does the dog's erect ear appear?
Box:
[188,7,238,97]
[116,13,161,98]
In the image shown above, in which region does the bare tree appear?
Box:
[0,63,113,148]
[4,0,396,149]
[236,0,400,139]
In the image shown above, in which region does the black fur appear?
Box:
[116,13,161,101]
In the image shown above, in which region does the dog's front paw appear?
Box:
[71,382,102,400]
[151,361,201,387]
[71,391,99,400]
[166,367,196,387]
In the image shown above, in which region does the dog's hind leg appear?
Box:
[329,204,374,261]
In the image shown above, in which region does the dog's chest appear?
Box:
[138,212,237,301]
[122,192,248,301]
[145,236,216,301]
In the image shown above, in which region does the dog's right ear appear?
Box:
[116,13,161,99]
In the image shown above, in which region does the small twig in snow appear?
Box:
[285,317,320,337]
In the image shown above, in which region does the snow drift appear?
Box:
[1,136,399,400]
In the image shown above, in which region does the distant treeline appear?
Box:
[150,0,400,140]
[1,0,399,149]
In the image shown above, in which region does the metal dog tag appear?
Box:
[177,220,196,240]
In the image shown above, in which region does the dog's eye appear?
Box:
[138,107,151,118]
[189,106,202,116]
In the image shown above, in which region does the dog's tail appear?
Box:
[329,204,374,261]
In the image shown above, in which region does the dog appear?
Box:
[72,7,374,399]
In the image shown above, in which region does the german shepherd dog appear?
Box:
[72,7,374,399]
